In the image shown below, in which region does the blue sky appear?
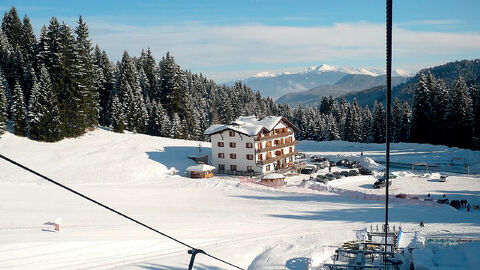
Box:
[4,0,480,82]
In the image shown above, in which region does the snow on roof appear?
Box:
[204,116,288,136]
[186,164,216,172]
[262,173,285,180]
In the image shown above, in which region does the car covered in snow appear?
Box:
[373,179,392,189]
[439,175,448,182]
[311,156,328,162]
[325,173,337,181]
[345,160,361,169]
[347,170,359,176]
[332,172,344,179]
[336,159,349,167]
[315,160,330,169]
[358,167,374,175]
[300,167,314,174]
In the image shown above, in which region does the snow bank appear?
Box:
[412,242,480,270]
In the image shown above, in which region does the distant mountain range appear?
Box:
[276,74,409,106]
[231,64,412,101]
[341,59,480,108]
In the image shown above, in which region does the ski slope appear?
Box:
[0,129,479,269]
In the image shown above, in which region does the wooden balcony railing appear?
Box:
[256,131,293,141]
[257,151,298,165]
[256,140,298,153]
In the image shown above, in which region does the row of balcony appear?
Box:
[256,130,294,141]
[256,150,298,165]
[256,140,298,154]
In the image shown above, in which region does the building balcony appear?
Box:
[256,140,298,153]
[256,131,294,141]
[256,151,298,165]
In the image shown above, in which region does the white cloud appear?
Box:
[84,21,480,81]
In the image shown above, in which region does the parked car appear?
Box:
[329,161,336,167]
[345,161,361,169]
[358,167,374,175]
[332,172,344,179]
[300,167,314,174]
[315,160,330,169]
[325,173,337,181]
[339,171,350,177]
[373,179,391,189]
[395,193,407,199]
[296,153,307,159]
[336,159,349,166]
[439,175,448,182]
[311,156,328,162]
[347,170,359,176]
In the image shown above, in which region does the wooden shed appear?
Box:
[261,173,286,187]
[186,164,215,178]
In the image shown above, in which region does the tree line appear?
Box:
[0,7,479,150]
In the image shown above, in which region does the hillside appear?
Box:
[276,74,408,106]
[1,129,480,269]
[342,59,480,107]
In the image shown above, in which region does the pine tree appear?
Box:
[159,52,187,117]
[472,85,480,148]
[110,93,124,133]
[344,98,362,142]
[391,97,403,142]
[27,66,61,141]
[160,113,171,137]
[371,101,386,143]
[20,15,36,64]
[411,72,431,143]
[170,113,181,138]
[12,79,26,136]
[0,71,7,135]
[75,16,99,128]
[399,101,411,142]
[1,7,22,50]
[430,79,449,145]
[446,77,473,148]
[361,106,373,143]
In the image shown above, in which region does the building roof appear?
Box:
[186,164,216,172]
[204,116,297,136]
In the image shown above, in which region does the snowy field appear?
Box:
[0,129,479,270]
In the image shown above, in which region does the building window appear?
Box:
[217,142,224,147]
[218,164,225,171]
[247,166,253,172]
[229,142,236,148]
[246,142,253,148]
[230,153,236,159]
[230,165,237,171]
[229,131,235,137]
[246,154,253,160]
[266,165,271,171]
[258,154,263,161]
[218,153,225,159]
[289,146,293,153]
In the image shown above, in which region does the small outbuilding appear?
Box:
[261,173,286,187]
[186,164,216,178]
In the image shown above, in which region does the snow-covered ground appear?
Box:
[0,130,479,269]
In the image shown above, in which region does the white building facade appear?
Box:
[204,116,298,175]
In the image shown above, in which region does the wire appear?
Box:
[0,154,245,270]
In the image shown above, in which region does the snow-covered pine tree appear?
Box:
[446,77,473,148]
[20,15,36,64]
[430,78,449,145]
[159,52,187,117]
[1,7,22,51]
[0,71,7,135]
[75,16,99,128]
[110,93,124,133]
[411,72,431,143]
[344,98,362,142]
[391,97,403,142]
[325,114,341,141]
[361,106,373,143]
[27,66,61,141]
[170,113,181,138]
[93,47,115,125]
[472,85,480,148]
[399,101,411,142]
[371,101,386,143]
[12,79,26,136]
[160,113,171,138]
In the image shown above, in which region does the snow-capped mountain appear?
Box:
[235,64,411,100]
